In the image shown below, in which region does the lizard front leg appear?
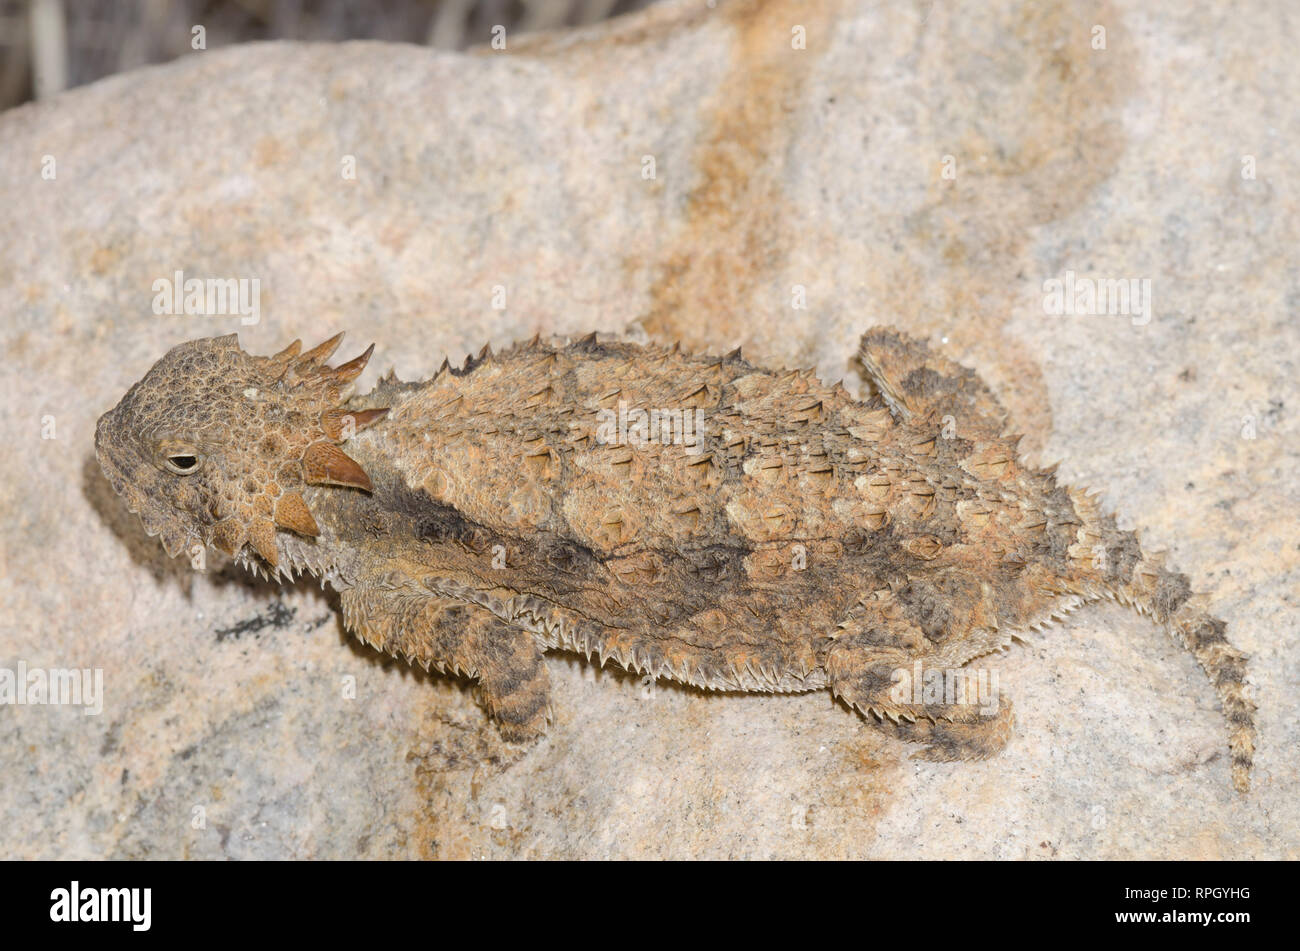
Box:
[341,581,552,742]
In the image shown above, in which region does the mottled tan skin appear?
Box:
[95,328,1256,791]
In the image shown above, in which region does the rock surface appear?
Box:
[0,0,1294,859]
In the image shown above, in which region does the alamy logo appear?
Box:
[0,662,103,715]
[50,882,151,931]
[595,401,707,456]
[889,661,1000,716]
[152,269,260,325]
[1042,270,1152,326]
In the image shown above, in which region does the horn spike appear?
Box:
[330,343,375,383]
[274,492,320,537]
[302,442,373,492]
[209,518,246,557]
[299,332,345,366]
[272,339,303,362]
[321,406,390,441]
[349,406,389,431]
[248,519,280,567]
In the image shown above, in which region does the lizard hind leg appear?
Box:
[825,599,1013,762]
[341,583,552,743]
[856,325,1009,435]
[890,699,1015,762]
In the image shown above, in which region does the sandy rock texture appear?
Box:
[0,0,1295,859]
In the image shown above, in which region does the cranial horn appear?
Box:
[274,492,320,536]
[210,518,247,557]
[299,332,345,366]
[329,343,375,384]
[321,406,389,441]
[302,442,373,491]
[272,339,303,362]
[248,518,280,567]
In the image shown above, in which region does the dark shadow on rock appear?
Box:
[84,450,470,693]
[82,450,198,591]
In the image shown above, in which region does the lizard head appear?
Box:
[95,332,388,568]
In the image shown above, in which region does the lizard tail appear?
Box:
[1161,593,1256,793]
[1072,491,1256,792]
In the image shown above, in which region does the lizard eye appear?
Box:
[164,454,201,475]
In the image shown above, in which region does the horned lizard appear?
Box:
[95,328,1256,791]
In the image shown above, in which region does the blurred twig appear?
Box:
[0,0,654,111]
[29,0,67,99]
